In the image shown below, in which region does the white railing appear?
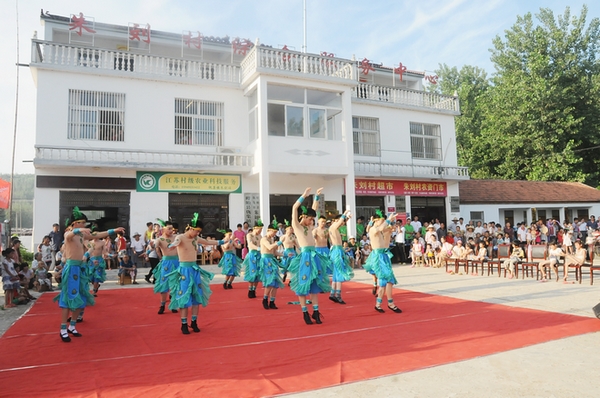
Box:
[353,83,460,113]
[34,146,254,171]
[31,40,241,84]
[355,161,469,179]
[242,46,356,81]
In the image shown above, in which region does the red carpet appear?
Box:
[1,281,599,397]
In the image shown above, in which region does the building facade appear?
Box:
[30,11,467,242]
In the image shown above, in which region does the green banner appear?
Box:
[136,172,242,193]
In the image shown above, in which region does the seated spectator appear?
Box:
[34,258,53,291]
[53,262,63,285]
[503,241,524,279]
[38,235,54,270]
[538,242,564,281]
[361,243,372,263]
[19,261,35,290]
[2,248,21,308]
[118,253,138,285]
[563,240,586,283]
[410,238,424,267]
[343,241,355,268]
[425,243,435,267]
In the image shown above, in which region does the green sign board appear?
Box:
[136,172,242,193]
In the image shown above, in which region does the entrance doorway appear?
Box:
[169,193,229,238]
[60,191,130,235]
[343,196,385,220]
[410,197,446,224]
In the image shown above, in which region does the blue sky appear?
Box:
[1,0,599,174]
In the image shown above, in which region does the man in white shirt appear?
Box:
[474,221,485,236]
[516,223,528,243]
[448,217,459,234]
[458,218,467,232]
[130,233,147,268]
[393,220,407,263]
[410,216,422,233]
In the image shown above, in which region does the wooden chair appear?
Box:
[119,273,132,285]
[445,258,458,273]
[578,248,596,284]
[489,244,511,277]
[469,257,485,275]
[520,244,547,280]
[414,254,424,267]
[456,258,469,274]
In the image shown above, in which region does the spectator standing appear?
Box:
[38,236,54,270]
[393,220,407,263]
[144,222,154,245]
[587,215,598,231]
[2,248,20,308]
[410,215,422,234]
[130,233,146,268]
[233,223,246,258]
[48,223,63,264]
[115,231,128,256]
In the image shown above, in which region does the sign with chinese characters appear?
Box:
[128,22,151,52]
[244,193,261,227]
[136,172,241,193]
[354,179,447,197]
[69,13,95,45]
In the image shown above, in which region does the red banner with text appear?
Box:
[354,179,447,197]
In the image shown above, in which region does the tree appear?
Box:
[482,6,600,185]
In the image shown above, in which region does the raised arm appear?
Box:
[312,187,324,214]
[330,210,352,231]
[292,187,311,230]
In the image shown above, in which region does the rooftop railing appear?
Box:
[355,161,469,180]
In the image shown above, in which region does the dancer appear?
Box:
[86,235,108,297]
[217,229,242,289]
[259,224,285,309]
[365,216,378,294]
[279,220,299,283]
[364,210,402,314]
[57,207,124,342]
[167,213,217,335]
[328,210,355,304]
[288,187,331,325]
[243,220,263,298]
[152,219,179,314]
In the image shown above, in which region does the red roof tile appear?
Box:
[459,180,600,204]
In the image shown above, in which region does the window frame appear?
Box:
[409,122,442,160]
[174,98,224,147]
[352,116,380,156]
[67,89,126,142]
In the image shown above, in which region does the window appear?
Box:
[174,99,223,146]
[68,90,125,141]
[470,211,484,224]
[267,84,341,140]
[248,90,258,142]
[410,122,441,160]
[352,117,380,156]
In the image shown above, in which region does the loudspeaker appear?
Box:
[593,302,600,319]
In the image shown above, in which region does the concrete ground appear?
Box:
[2,262,599,397]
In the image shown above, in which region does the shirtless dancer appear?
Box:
[288,187,332,325]
[280,220,299,283]
[167,213,218,335]
[328,210,355,304]
[243,221,263,298]
[152,220,179,314]
[86,236,108,297]
[259,225,285,309]
[364,211,402,314]
[57,207,124,342]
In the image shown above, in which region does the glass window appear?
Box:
[287,106,304,137]
[307,89,341,107]
[174,99,223,146]
[352,116,380,156]
[410,122,441,160]
[68,90,125,141]
[309,108,326,138]
[267,85,304,103]
[268,103,285,136]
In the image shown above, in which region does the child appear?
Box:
[503,242,524,279]
[118,253,138,285]
[425,243,435,267]
[2,248,20,308]
[538,242,564,282]
[410,238,423,267]
[35,259,53,290]
[19,261,35,290]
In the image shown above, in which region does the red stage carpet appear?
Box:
[1,282,599,397]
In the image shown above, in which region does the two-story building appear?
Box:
[30,11,468,242]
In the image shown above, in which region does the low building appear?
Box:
[30,10,467,242]
[459,180,600,225]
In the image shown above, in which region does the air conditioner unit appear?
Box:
[218,147,241,154]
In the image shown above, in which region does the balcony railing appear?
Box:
[31,40,240,84]
[355,161,469,180]
[241,46,356,83]
[34,146,254,171]
[352,83,460,114]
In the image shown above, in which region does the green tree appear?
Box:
[481,6,600,185]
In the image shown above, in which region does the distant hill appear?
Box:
[0,174,34,229]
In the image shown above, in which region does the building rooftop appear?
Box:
[459,179,600,204]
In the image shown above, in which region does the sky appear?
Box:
[1,0,599,175]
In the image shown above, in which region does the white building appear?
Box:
[30,11,467,242]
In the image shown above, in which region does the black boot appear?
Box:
[171,309,178,313]
[311,310,323,324]
[262,298,269,310]
[335,296,346,305]
[303,311,313,325]
[223,282,228,289]
[248,290,253,298]
[329,295,337,302]
[60,331,71,343]
[190,320,200,333]
[269,300,278,309]
[158,304,165,314]
[181,323,190,335]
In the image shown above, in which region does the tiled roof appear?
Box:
[459,179,600,204]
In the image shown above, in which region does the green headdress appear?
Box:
[217,229,227,234]
[374,209,384,219]
[284,219,291,229]
[188,212,204,230]
[270,216,278,230]
[254,218,263,228]
[65,206,88,227]
[155,218,166,227]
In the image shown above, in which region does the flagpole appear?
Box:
[302,0,307,53]
[8,0,21,240]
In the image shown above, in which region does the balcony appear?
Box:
[31,39,240,84]
[34,146,254,172]
[352,83,460,115]
[241,46,357,85]
[355,161,469,180]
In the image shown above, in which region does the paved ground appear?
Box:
[2,263,600,397]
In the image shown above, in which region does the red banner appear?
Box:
[0,179,10,209]
[354,179,447,197]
